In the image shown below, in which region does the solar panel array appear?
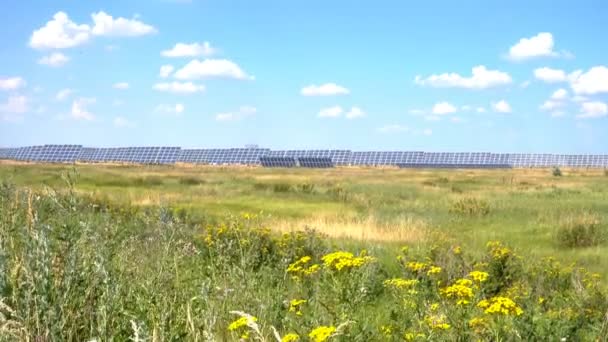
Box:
[0,145,607,168]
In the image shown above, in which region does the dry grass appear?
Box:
[268,214,428,243]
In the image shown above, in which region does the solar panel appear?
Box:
[298,157,334,168]
[260,156,297,168]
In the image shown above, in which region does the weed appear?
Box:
[557,212,605,248]
[552,167,562,177]
[273,183,292,193]
[449,197,490,216]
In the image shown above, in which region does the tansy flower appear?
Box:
[282,333,299,342]
[289,299,307,316]
[427,266,442,275]
[477,296,523,316]
[469,271,489,283]
[309,326,336,342]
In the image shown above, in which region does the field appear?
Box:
[1,162,607,340]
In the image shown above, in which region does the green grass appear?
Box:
[1,163,607,279]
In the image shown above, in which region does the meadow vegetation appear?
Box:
[0,163,608,340]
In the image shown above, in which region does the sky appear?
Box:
[1,0,607,153]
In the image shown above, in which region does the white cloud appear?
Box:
[476,107,486,113]
[540,100,562,111]
[153,82,205,94]
[345,106,365,119]
[113,116,134,127]
[492,100,512,113]
[520,80,531,88]
[415,65,512,89]
[301,83,350,96]
[318,106,343,118]
[71,98,95,120]
[155,103,185,116]
[29,12,91,49]
[432,102,457,115]
[159,65,174,78]
[577,101,607,119]
[534,67,567,83]
[572,95,589,103]
[550,88,568,100]
[377,124,410,133]
[55,88,73,101]
[569,66,608,95]
[0,95,28,121]
[173,59,253,80]
[507,32,561,61]
[161,42,216,57]
[38,52,70,67]
[423,128,433,136]
[215,106,257,122]
[113,82,129,89]
[91,11,156,37]
[0,77,26,91]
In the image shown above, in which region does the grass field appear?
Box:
[1,162,607,340]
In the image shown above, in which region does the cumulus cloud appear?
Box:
[507,32,567,61]
[113,82,129,90]
[432,102,457,115]
[492,100,512,113]
[55,88,73,101]
[29,11,155,50]
[301,83,350,96]
[91,11,156,37]
[577,101,607,119]
[551,88,568,100]
[161,42,216,57]
[153,82,205,94]
[534,67,567,83]
[0,95,28,121]
[38,52,70,67]
[377,124,410,133]
[569,66,608,95]
[345,107,365,119]
[29,12,91,49]
[415,66,512,89]
[215,106,257,122]
[159,65,174,78]
[318,106,343,118]
[0,77,26,91]
[173,59,253,80]
[155,103,185,116]
[476,107,486,113]
[71,98,96,120]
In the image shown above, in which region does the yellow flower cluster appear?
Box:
[383,278,419,289]
[404,332,426,340]
[289,299,307,316]
[441,279,474,305]
[477,296,523,316]
[427,266,442,275]
[287,256,320,278]
[424,315,451,330]
[406,261,427,272]
[469,270,489,283]
[308,325,336,342]
[228,316,256,331]
[486,241,513,259]
[282,333,300,342]
[321,251,375,271]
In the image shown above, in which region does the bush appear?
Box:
[272,183,292,193]
[178,176,204,185]
[556,212,605,248]
[449,197,490,216]
[552,167,562,177]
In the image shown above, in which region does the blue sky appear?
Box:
[1,0,607,153]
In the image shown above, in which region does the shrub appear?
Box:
[178,176,204,185]
[272,183,292,193]
[552,167,562,177]
[449,198,490,216]
[556,212,605,248]
[296,182,316,194]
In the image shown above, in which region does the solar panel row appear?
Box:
[1,145,607,168]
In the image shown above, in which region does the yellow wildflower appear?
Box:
[287,256,312,273]
[452,246,462,255]
[380,325,392,336]
[228,316,256,331]
[441,279,474,302]
[427,266,442,276]
[309,326,336,342]
[406,261,427,272]
[404,332,426,340]
[322,251,375,271]
[430,303,440,311]
[424,315,451,330]
[477,296,523,316]
[282,333,300,342]
[468,271,489,283]
[289,299,307,316]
